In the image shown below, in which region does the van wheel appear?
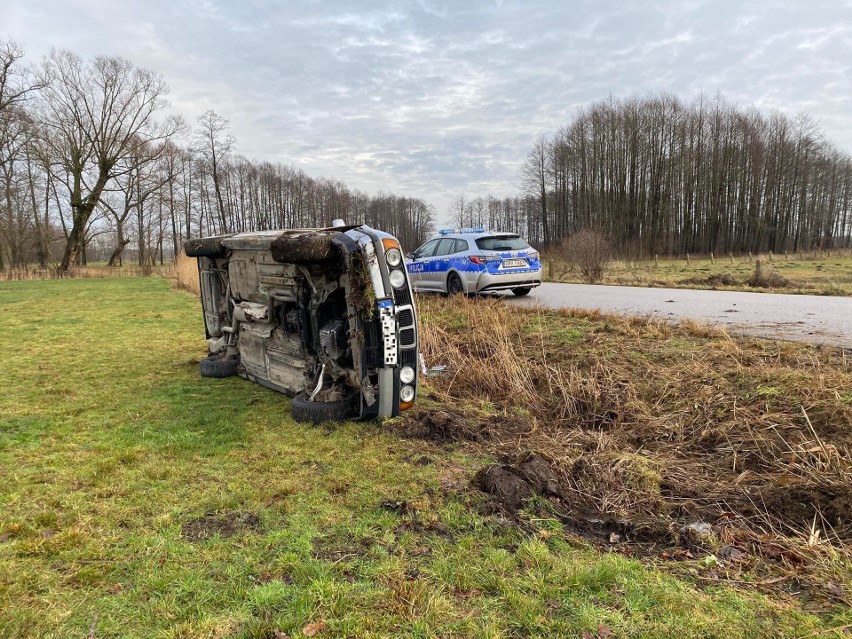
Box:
[291,392,358,424]
[511,287,533,297]
[199,355,239,378]
[447,273,464,295]
[184,237,230,258]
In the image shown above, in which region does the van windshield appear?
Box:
[475,235,530,251]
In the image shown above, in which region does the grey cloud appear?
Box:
[4,0,852,222]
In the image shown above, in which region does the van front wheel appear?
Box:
[291,392,358,424]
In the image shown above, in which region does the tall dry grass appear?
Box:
[173,250,201,296]
[415,293,852,559]
[0,264,164,281]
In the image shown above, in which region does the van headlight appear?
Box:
[400,385,415,402]
[399,366,415,384]
[389,269,406,289]
[386,248,402,267]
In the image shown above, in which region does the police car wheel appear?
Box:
[512,287,533,297]
[447,273,464,295]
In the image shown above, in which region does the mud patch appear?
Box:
[473,454,675,546]
[181,511,263,542]
[559,514,675,546]
[752,484,852,530]
[392,410,489,443]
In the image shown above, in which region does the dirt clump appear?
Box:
[746,260,796,288]
[475,466,536,513]
[680,272,741,287]
[181,511,263,542]
[474,453,564,513]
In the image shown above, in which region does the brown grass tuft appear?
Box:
[173,250,201,296]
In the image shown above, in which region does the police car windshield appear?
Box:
[475,235,529,251]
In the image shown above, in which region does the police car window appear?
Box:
[454,239,469,253]
[434,238,455,256]
[475,235,530,251]
[416,239,440,258]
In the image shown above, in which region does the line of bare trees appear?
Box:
[455,94,852,256]
[0,42,435,271]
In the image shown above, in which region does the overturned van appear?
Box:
[184,223,419,423]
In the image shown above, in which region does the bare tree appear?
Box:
[0,41,43,115]
[195,110,233,233]
[37,50,179,270]
[522,135,551,243]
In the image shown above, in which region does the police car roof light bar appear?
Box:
[438,227,486,235]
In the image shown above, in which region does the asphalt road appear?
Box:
[505,282,852,348]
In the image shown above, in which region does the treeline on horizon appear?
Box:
[453,94,852,256]
[0,42,435,271]
[4,39,852,269]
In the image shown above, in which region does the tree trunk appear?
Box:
[60,167,111,271]
[107,218,130,266]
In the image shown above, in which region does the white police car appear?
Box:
[405,227,542,296]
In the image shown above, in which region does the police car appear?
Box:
[405,227,542,296]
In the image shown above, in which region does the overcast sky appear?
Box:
[4,0,851,223]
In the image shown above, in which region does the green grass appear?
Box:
[544,252,852,295]
[0,278,846,638]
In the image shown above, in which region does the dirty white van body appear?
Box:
[185,224,419,422]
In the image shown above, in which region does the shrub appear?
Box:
[563,229,613,283]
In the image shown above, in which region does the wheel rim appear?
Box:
[449,275,462,294]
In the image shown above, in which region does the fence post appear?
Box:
[748,251,753,262]
[654,254,658,267]
[710,251,715,265]
[686,253,690,266]
[785,250,789,261]
[768,250,773,262]
[729,252,734,264]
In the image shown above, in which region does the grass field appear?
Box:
[1,277,850,638]
[544,252,852,296]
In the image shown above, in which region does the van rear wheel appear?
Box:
[199,355,239,378]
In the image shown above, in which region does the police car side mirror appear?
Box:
[406,252,415,260]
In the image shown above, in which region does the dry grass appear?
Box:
[542,251,852,296]
[173,250,201,296]
[0,264,165,280]
[413,294,852,590]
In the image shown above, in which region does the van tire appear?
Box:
[184,237,229,258]
[511,287,533,297]
[199,355,239,378]
[270,231,339,264]
[291,392,358,424]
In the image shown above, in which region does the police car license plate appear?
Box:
[501,258,526,269]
